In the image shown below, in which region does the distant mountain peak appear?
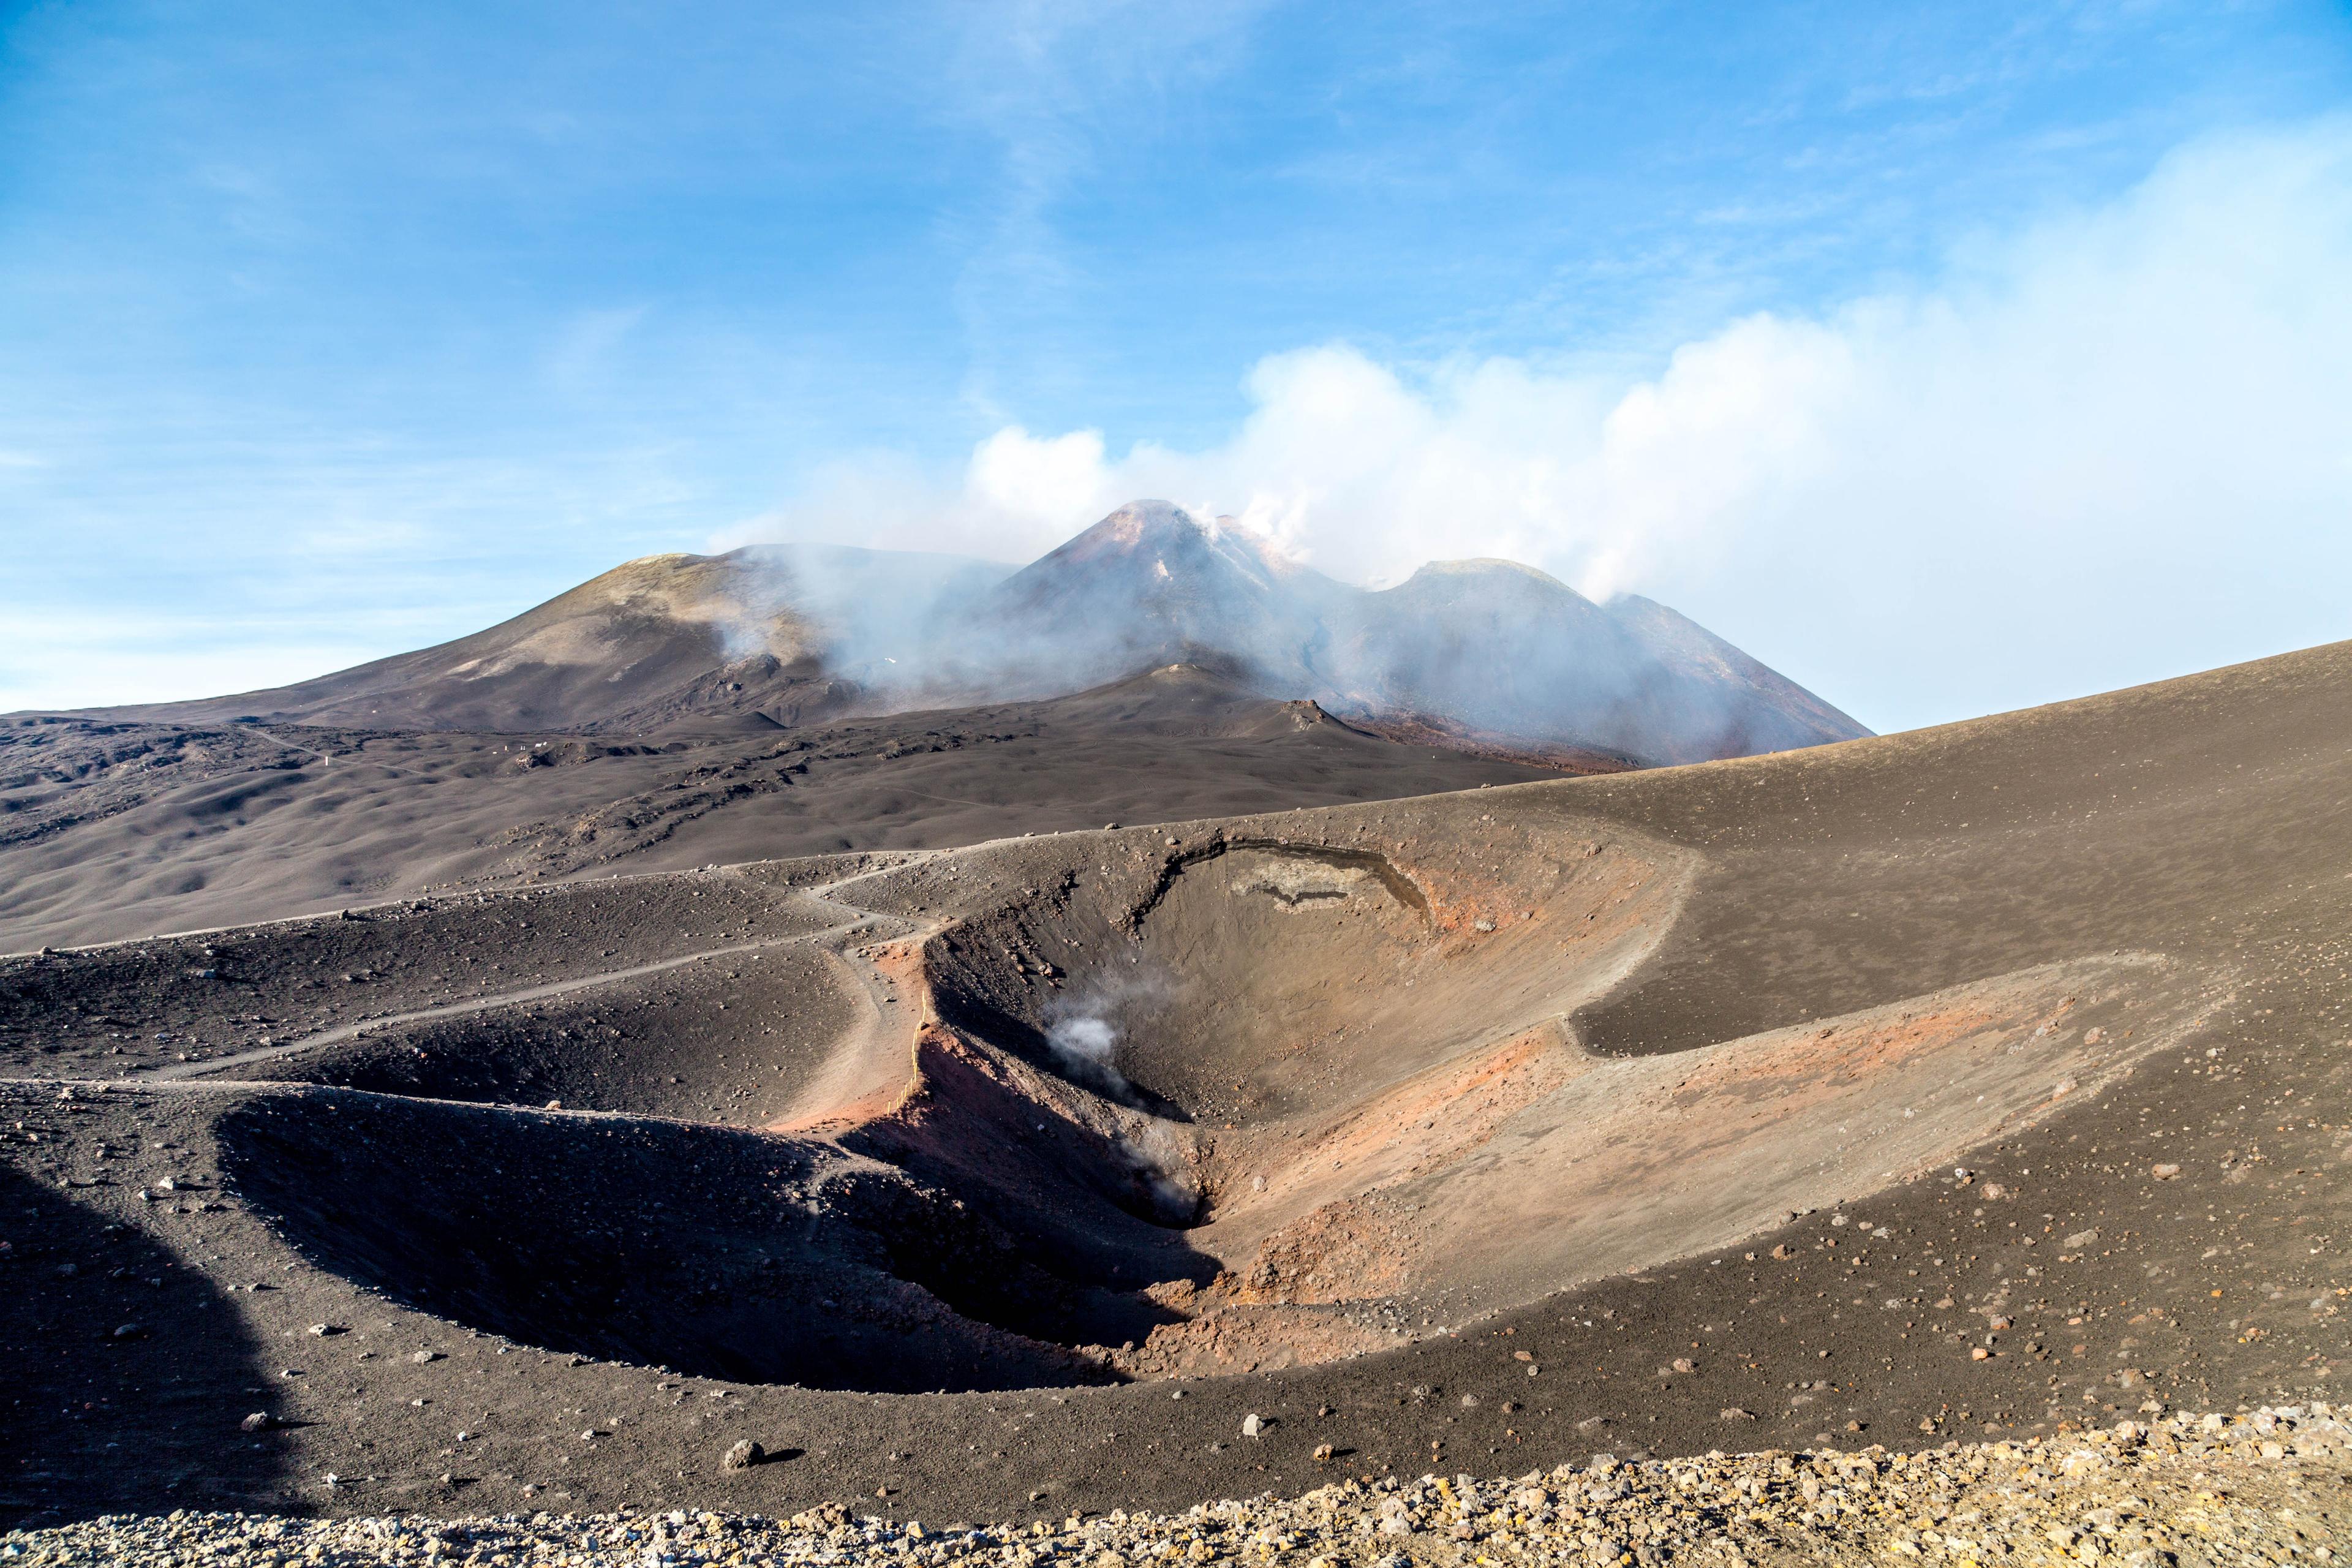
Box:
[1404,557,1580,589]
[1385,557,1601,616]
[72,500,1870,764]
[998,502,1293,616]
[1082,497,1205,541]
[1034,499,1289,592]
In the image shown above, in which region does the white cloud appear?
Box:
[743,118,2352,730]
[967,426,1110,533]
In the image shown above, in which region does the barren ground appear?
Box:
[0,666,1567,952]
[4,641,2351,1545]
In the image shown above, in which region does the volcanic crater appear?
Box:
[53,796,2201,1401]
[13,637,2352,1528]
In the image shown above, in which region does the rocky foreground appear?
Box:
[8,1408,2347,1568]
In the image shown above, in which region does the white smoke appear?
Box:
[710,541,1011,674]
[1039,964,1200,1224]
[1045,1013,1119,1071]
[737,118,2352,731]
[1040,965,1170,1102]
[1112,1118,1201,1227]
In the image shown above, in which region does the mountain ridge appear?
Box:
[47,500,1868,766]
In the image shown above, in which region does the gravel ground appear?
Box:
[10,1408,2347,1568]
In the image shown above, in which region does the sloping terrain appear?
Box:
[0,665,1567,952]
[46,502,1865,766]
[3,637,2350,1529]
[1,488,1871,951]
[78,545,1008,735]
[1322,560,1859,763]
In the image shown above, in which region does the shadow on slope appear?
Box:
[214,1088,1220,1392]
[0,1164,284,1527]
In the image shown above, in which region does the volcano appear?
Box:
[100,543,1009,736]
[75,501,1866,766]
[0,504,1872,947]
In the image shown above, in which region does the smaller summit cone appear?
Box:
[930,502,1329,699]
[984,500,1297,631]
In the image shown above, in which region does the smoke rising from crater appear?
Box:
[731,121,2352,733]
[1041,963,1174,1106]
[703,497,1866,767]
[1040,963,1200,1226]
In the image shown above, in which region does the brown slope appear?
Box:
[70,545,1008,735]
[108,551,825,733]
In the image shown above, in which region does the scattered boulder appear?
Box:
[722,1439,765,1472]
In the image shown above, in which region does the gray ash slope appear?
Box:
[0,665,1561,952]
[63,501,1865,767]
[4,636,2351,1529]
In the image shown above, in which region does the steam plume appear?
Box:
[1041,963,1200,1224]
[1041,964,1172,1104]
[730,120,2352,732]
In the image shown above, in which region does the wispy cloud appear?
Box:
[0,429,714,710]
[544,306,650,394]
[935,0,1269,416]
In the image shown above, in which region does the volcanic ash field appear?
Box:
[7,639,2352,1561]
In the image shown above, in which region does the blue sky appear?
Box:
[5,1,2352,729]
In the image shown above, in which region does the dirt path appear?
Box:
[761,867,951,1129]
[140,856,949,1087]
